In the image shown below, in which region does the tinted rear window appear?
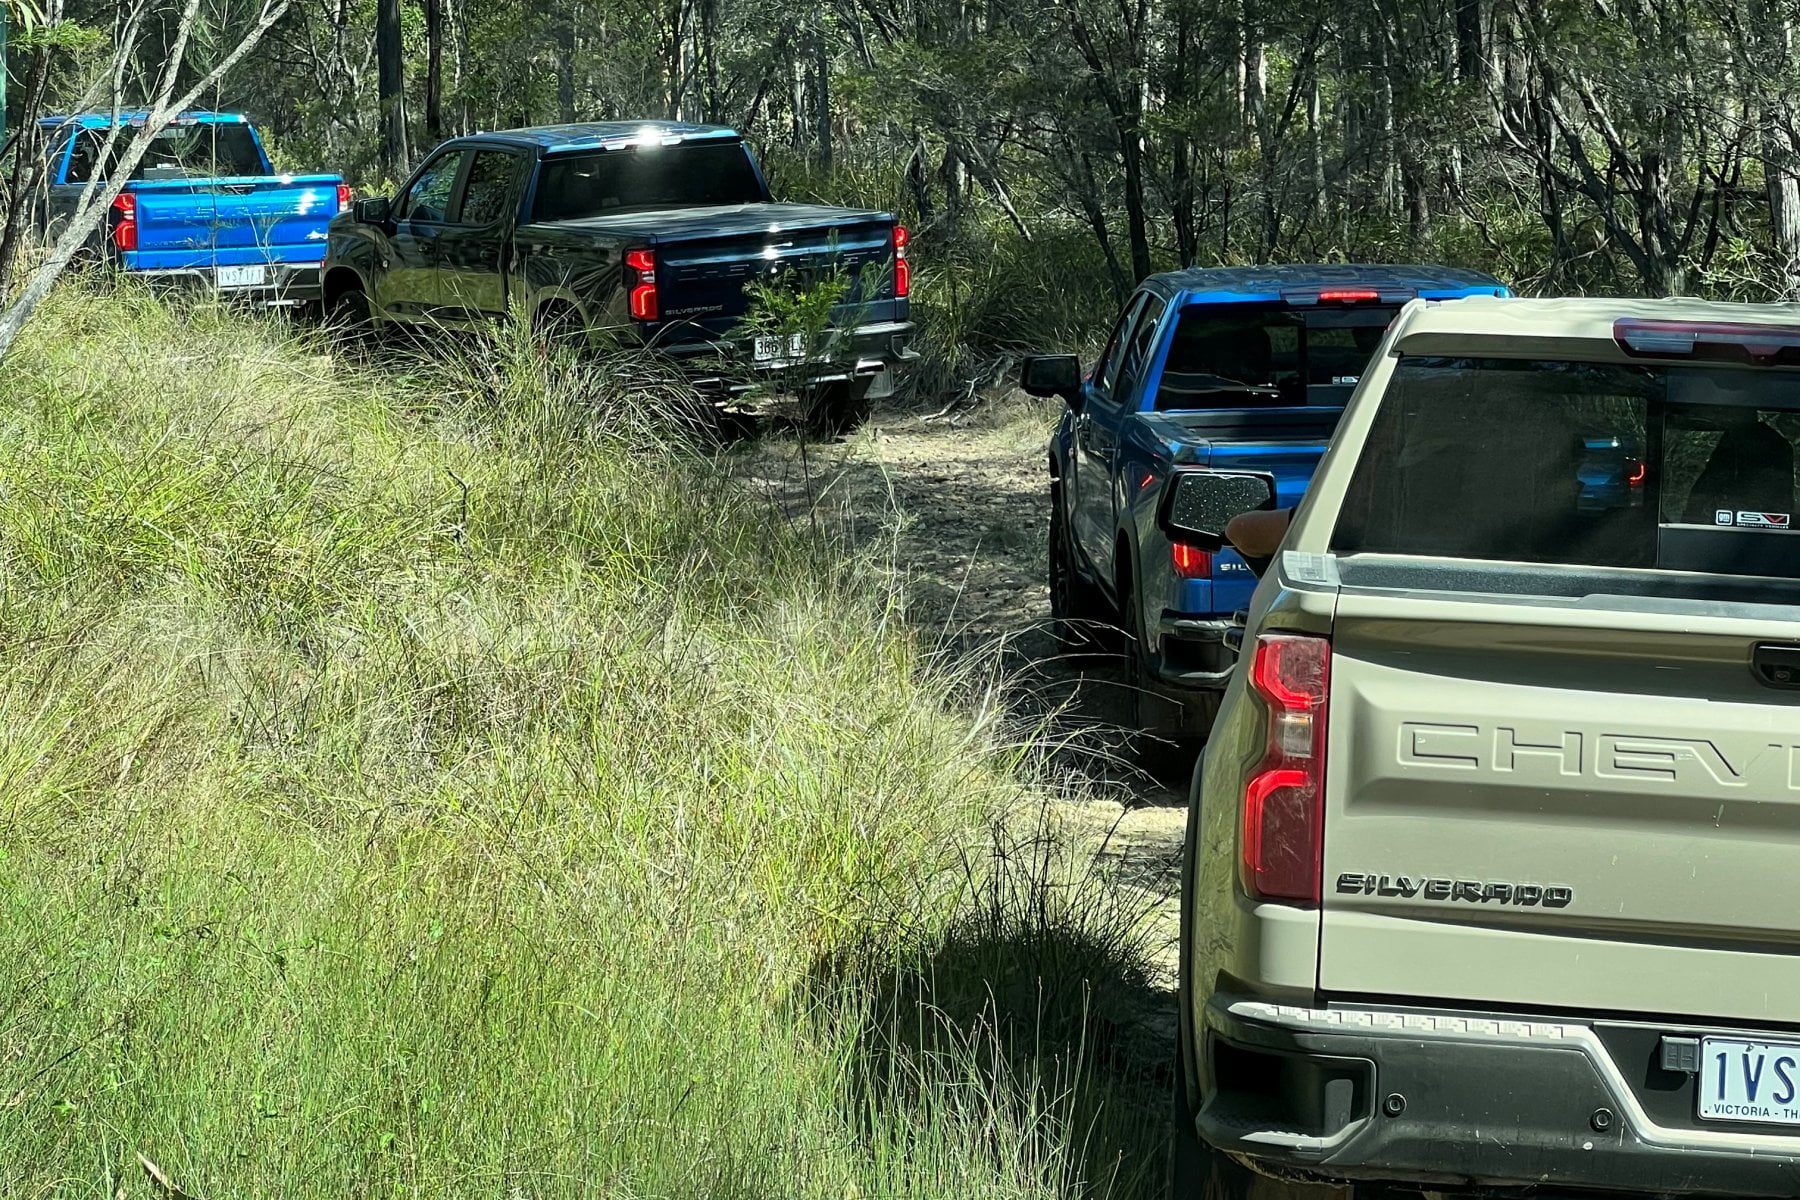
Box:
[1154,304,1396,412]
[1332,357,1800,584]
[532,144,764,221]
[65,123,264,183]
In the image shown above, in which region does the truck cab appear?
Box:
[1029,264,1509,739]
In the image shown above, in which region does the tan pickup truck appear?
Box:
[1169,296,1800,1198]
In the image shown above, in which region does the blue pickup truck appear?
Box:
[38,111,348,306]
[1023,264,1512,739]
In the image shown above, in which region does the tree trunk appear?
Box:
[1456,0,1483,87]
[556,9,576,123]
[1170,0,1198,266]
[814,28,832,171]
[0,41,53,296]
[424,0,444,140]
[376,0,408,179]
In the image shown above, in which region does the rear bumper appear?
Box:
[1192,994,1800,1197]
[1153,613,1237,688]
[120,263,323,305]
[651,320,918,397]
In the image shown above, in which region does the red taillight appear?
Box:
[1241,634,1331,905]
[1172,542,1211,578]
[626,247,658,321]
[110,193,138,252]
[1317,289,1380,303]
[893,224,910,299]
[336,183,352,213]
[1628,460,1647,486]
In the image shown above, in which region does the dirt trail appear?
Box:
[732,395,1191,985]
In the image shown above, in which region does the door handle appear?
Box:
[1752,643,1800,689]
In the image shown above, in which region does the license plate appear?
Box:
[1699,1038,1800,1124]
[753,333,807,362]
[216,265,267,289]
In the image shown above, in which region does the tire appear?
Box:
[1048,489,1113,659]
[1170,1027,1256,1200]
[533,303,587,356]
[804,379,874,438]
[326,285,375,357]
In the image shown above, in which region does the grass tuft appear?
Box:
[0,283,1168,1198]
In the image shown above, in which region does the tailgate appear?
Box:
[1204,435,1327,611]
[1315,346,1800,1025]
[653,211,899,333]
[129,176,341,264]
[1322,595,1800,1023]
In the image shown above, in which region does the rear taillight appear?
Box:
[625,248,658,321]
[893,224,910,299]
[1172,542,1211,578]
[1241,633,1331,905]
[110,193,138,252]
[1317,288,1380,303]
[336,183,352,213]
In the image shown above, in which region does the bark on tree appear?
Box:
[424,0,445,140]
[376,0,408,178]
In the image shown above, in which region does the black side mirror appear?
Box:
[1020,354,1082,403]
[353,196,392,226]
[1157,467,1278,553]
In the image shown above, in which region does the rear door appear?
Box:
[436,147,527,323]
[1319,352,1800,1025]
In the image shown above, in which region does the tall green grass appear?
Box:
[0,286,1166,1197]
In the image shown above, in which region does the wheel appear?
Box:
[803,378,874,438]
[1121,571,1212,769]
[533,302,587,356]
[326,285,376,356]
[1170,1027,1256,1200]
[1048,488,1114,659]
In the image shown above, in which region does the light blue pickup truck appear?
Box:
[38,111,348,307]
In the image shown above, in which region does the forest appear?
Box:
[6,0,1800,353]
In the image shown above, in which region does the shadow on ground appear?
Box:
[811,816,1176,1199]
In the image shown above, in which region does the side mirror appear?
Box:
[1020,354,1082,403]
[353,196,392,225]
[1157,468,1277,553]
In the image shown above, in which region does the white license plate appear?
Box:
[1699,1038,1800,1124]
[216,265,268,289]
[753,333,807,362]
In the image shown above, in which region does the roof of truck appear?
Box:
[469,121,743,153]
[1396,294,1800,338]
[1151,262,1508,304]
[38,111,249,128]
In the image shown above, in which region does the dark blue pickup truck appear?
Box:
[39,112,348,306]
[1024,264,1512,738]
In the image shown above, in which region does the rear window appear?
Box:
[1153,304,1396,412]
[65,122,264,183]
[531,144,765,221]
[1332,357,1800,587]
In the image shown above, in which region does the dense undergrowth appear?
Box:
[0,285,1166,1197]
